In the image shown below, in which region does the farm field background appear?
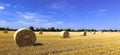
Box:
[1,31,120,55]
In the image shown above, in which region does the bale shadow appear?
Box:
[34,43,43,46]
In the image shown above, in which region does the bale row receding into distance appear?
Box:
[14,28,103,47]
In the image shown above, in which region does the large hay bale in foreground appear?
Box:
[61,31,70,38]
[80,32,87,36]
[39,31,43,34]
[14,28,36,47]
[3,30,8,34]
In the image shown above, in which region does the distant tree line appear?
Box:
[101,29,120,32]
[0,27,17,31]
[0,26,120,32]
[28,26,120,32]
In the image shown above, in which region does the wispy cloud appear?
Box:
[0,10,54,28]
[0,3,10,7]
[0,20,7,27]
[15,20,63,28]
[0,6,4,10]
[43,21,64,28]
[0,3,11,10]
[15,12,54,28]
[51,2,66,9]
[34,19,48,22]
[95,9,107,16]
[11,11,54,28]
[0,2,78,29]
[13,5,24,9]
[54,21,63,24]
[42,21,81,29]
[0,20,6,24]
[90,9,107,16]
[17,12,38,20]
[48,0,72,10]
[0,3,24,9]
[17,12,53,20]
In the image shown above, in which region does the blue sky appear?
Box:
[0,0,120,29]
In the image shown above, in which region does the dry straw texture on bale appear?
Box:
[39,31,43,34]
[80,32,87,36]
[61,31,70,38]
[14,28,36,47]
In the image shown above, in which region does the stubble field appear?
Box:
[1,31,120,55]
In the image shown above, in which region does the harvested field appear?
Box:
[1,31,120,55]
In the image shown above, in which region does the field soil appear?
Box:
[1,31,120,55]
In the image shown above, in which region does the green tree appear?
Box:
[29,26,34,31]
[36,28,40,31]
[56,28,60,31]
[39,28,46,31]
[48,27,55,31]
[64,28,72,31]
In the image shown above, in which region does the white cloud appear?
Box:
[0,3,11,10]
[13,5,24,8]
[43,22,82,29]
[54,21,63,24]
[15,12,54,27]
[45,21,63,25]
[0,20,6,23]
[17,21,30,25]
[34,19,48,22]
[89,9,107,16]
[17,12,37,19]
[41,21,65,28]
[0,3,10,7]
[16,20,64,28]
[49,1,70,10]
[17,12,53,20]
[0,6,4,10]
[0,20,6,25]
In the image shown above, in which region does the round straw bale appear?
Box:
[101,31,103,34]
[61,31,70,38]
[80,32,87,36]
[39,31,43,34]
[99,31,103,34]
[3,30,8,34]
[92,32,96,35]
[14,28,36,47]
